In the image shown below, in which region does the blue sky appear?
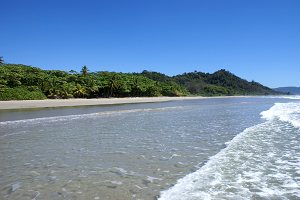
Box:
[1,0,299,87]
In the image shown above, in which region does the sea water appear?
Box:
[0,97,299,200]
[159,97,300,200]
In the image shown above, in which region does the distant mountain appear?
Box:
[142,69,281,96]
[273,87,300,95]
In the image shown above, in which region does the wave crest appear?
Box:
[159,102,300,199]
[260,102,300,128]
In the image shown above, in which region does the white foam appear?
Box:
[260,102,300,128]
[281,95,300,100]
[266,95,300,100]
[146,176,163,183]
[159,126,255,200]
[0,106,183,127]
[159,102,300,200]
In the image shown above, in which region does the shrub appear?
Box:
[0,87,47,101]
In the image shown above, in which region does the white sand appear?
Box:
[0,97,211,110]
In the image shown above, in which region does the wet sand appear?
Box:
[0,97,210,110]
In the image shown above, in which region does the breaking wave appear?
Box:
[159,102,300,200]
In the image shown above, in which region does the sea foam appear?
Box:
[159,102,300,200]
[261,102,300,128]
[281,95,300,100]
[0,106,183,126]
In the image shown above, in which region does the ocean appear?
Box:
[0,97,299,200]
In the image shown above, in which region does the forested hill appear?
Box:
[0,64,280,100]
[142,69,280,96]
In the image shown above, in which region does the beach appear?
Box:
[0,96,209,110]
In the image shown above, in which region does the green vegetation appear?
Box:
[0,87,46,100]
[0,57,4,65]
[171,69,279,96]
[0,64,187,100]
[0,62,280,100]
[142,69,280,96]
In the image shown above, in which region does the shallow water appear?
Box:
[159,98,300,200]
[0,97,299,200]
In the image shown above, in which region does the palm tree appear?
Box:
[109,74,120,97]
[45,78,61,98]
[73,84,87,98]
[131,77,141,96]
[69,70,78,74]
[81,66,89,76]
[60,82,75,98]
[85,79,99,98]
[0,56,4,65]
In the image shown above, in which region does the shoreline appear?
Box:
[0,96,245,110]
[0,97,205,110]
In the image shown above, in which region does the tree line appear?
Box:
[0,60,281,100]
[0,64,188,100]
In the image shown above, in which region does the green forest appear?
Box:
[0,60,281,100]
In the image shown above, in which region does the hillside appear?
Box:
[273,87,300,95]
[0,64,280,100]
[143,69,280,96]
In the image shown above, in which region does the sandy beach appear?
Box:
[0,96,211,110]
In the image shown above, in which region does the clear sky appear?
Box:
[1,0,299,88]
